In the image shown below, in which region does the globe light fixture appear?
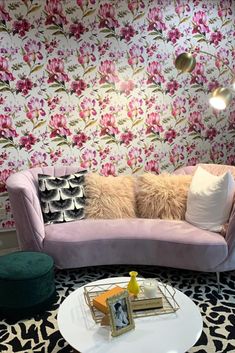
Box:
[175,52,196,73]
[209,87,232,110]
[175,51,234,110]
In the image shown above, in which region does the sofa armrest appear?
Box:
[7,173,45,251]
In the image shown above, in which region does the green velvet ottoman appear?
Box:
[0,251,56,320]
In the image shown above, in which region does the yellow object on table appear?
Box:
[127,271,140,296]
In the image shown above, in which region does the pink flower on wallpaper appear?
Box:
[19,133,37,151]
[99,146,110,160]
[208,80,219,92]
[120,24,136,42]
[171,97,186,117]
[0,169,13,193]
[175,1,190,16]
[164,129,177,143]
[227,154,235,166]
[30,151,47,167]
[45,0,68,26]
[206,127,217,140]
[228,111,235,130]
[69,21,86,40]
[120,130,134,146]
[49,114,71,137]
[0,57,15,82]
[169,144,184,166]
[71,79,87,96]
[98,3,119,30]
[147,7,167,32]
[186,157,199,166]
[45,38,58,54]
[166,80,180,96]
[210,30,223,46]
[188,111,205,133]
[100,162,116,176]
[167,28,182,44]
[77,0,96,8]
[147,61,165,85]
[50,148,62,163]
[144,160,159,173]
[23,39,43,64]
[47,96,61,110]
[0,0,11,21]
[218,0,232,18]
[0,114,18,139]
[190,63,207,85]
[146,44,158,58]
[78,43,95,66]
[80,149,97,169]
[26,97,46,120]
[13,18,31,37]
[99,60,119,85]
[47,58,69,84]
[215,48,230,69]
[0,151,8,166]
[98,41,109,55]
[192,11,210,35]
[119,80,135,95]
[128,0,145,14]
[100,113,119,136]
[128,44,144,66]
[127,147,142,167]
[146,112,164,134]
[127,98,143,119]
[79,98,96,119]
[73,132,89,148]
[16,77,33,96]
[210,142,224,162]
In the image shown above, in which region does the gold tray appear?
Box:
[84,279,179,323]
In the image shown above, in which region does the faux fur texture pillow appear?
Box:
[136,173,192,220]
[85,174,136,219]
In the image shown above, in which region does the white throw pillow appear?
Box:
[185,166,235,232]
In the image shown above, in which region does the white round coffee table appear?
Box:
[58,277,202,353]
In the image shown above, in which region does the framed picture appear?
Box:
[106,290,135,337]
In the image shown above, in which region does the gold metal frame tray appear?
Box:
[84,279,179,323]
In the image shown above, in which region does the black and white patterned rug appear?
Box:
[1,265,235,353]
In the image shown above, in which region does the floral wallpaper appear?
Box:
[0,0,234,230]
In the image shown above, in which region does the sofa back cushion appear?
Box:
[136,173,192,220]
[85,174,136,219]
[185,166,235,232]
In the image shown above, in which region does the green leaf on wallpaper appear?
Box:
[150,136,160,142]
[47,25,60,30]
[192,135,202,140]
[31,65,44,73]
[165,15,174,21]
[53,30,65,36]
[0,27,8,32]
[133,166,143,174]
[12,63,23,71]
[195,88,205,92]
[102,135,113,140]
[52,137,64,142]
[55,88,67,93]
[153,36,164,41]
[133,13,145,21]
[176,118,186,125]
[179,17,189,24]
[132,119,143,127]
[34,121,46,129]
[149,32,157,36]
[49,83,61,88]
[133,68,144,75]
[0,87,11,92]
[65,7,76,14]
[100,29,112,33]
[105,33,117,39]
[219,69,228,77]
[105,88,116,93]
[85,120,97,128]
[27,5,41,14]
[152,88,162,93]
[197,38,207,43]
[57,142,69,146]
[3,143,16,148]
[8,3,19,10]
[83,9,96,17]
[105,139,117,144]
[222,19,232,28]
[84,67,96,75]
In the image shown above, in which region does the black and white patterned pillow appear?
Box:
[38,171,86,224]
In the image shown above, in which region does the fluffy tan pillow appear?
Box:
[136,174,192,220]
[85,174,136,219]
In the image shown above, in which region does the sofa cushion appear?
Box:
[43,219,227,271]
[84,174,136,219]
[136,174,192,220]
[186,166,235,232]
[38,171,86,224]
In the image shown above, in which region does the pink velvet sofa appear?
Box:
[6,164,235,272]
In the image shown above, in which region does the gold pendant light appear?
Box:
[175,52,196,73]
[209,87,232,110]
